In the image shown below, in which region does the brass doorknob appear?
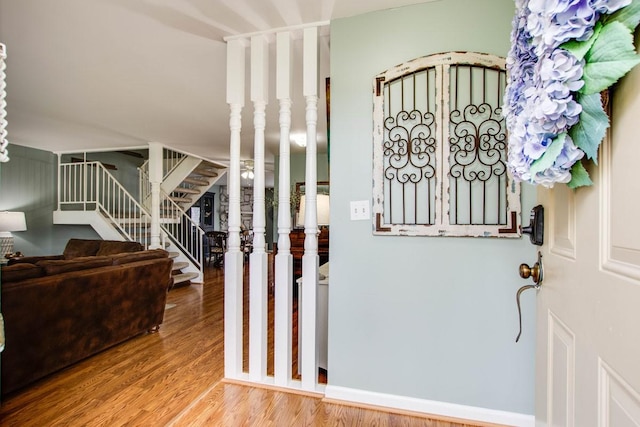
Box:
[518,251,543,286]
[519,262,540,283]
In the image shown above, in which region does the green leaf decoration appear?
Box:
[562,22,602,61]
[569,92,609,163]
[602,0,640,32]
[567,161,593,189]
[530,133,566,177]
[581,21,640,95]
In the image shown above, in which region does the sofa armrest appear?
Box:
[8,255,64,265]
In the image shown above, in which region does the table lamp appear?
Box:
[297,194,330,228]
[0,211,27,257]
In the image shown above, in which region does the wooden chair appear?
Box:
[205,231,227,267]
[240,229,253,260]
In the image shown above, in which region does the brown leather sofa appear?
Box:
[0,239,174,395]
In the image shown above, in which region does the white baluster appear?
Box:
[249,34,269,382]
[224,38,245,379]
[148,142,163,249]
[275,31,294,387]
[301,26,320,391]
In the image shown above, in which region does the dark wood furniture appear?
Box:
[290,228,329,278]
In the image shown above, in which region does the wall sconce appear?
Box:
[0,211,27,256]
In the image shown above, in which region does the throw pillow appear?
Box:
[63,239,103,259]
[37,256,113,276]
[96,241,143,256]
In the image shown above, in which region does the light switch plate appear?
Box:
[350,200,370,221]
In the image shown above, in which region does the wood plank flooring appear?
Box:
[0,265,485,426]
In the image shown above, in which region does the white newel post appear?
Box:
[148,142,162,250]
[301,26,320,391]
[224,38,245,379]
[249,35,269,382]
[274,31,294,387]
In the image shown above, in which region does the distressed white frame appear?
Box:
[372,52,521,237]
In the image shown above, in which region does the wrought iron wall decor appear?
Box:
[372,52,521,237]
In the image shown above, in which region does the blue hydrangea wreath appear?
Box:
[504,0,640,187]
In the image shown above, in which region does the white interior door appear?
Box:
[534,65,640,425]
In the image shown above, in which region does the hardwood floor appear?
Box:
[0,265,485,426]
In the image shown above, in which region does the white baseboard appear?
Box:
[324,385,535,427]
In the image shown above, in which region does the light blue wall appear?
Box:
[329,0,536,415]
[0,144,99,256]
[59,151,146,198]
[274,153,330,193]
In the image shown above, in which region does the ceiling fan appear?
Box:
[241,160,254,180]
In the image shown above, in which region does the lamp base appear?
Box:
[0,236,14,258]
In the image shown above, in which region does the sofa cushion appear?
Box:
[7,255,64,265]
[37,256,113,276]
[111,249,168,265]
[1,263,44,282]
[63,239,103,259]
[96,241,143,256]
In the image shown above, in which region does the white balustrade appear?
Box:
[224,22,327,392]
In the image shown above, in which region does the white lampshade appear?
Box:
[0,211,26,232]
[297,194,330,227]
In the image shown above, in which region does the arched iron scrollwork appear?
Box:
[383,108,437,225]
[449,102,508,225]
[384,109,437,185]
[372,52,520,237]
[448,103,507,184]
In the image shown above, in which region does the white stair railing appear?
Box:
[162,147,188,179]
[139,147,188,204]
[59,161,158,248]
[159,189,204,271]
[139,159,151,206]
[59,159,204,280]
[139,165,205,271]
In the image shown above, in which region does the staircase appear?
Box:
[54,147,227,284]
[171,166,219,207]
[140,150,223,212]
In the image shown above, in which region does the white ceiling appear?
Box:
[0,0,428,165]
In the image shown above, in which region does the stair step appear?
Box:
[172,272,199,286]
[172,187,200,195]
[193,168,219,178]
[172,261,189,270]
[182,177,209,186]
[168,252,180,259]
[171,196,192,203]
